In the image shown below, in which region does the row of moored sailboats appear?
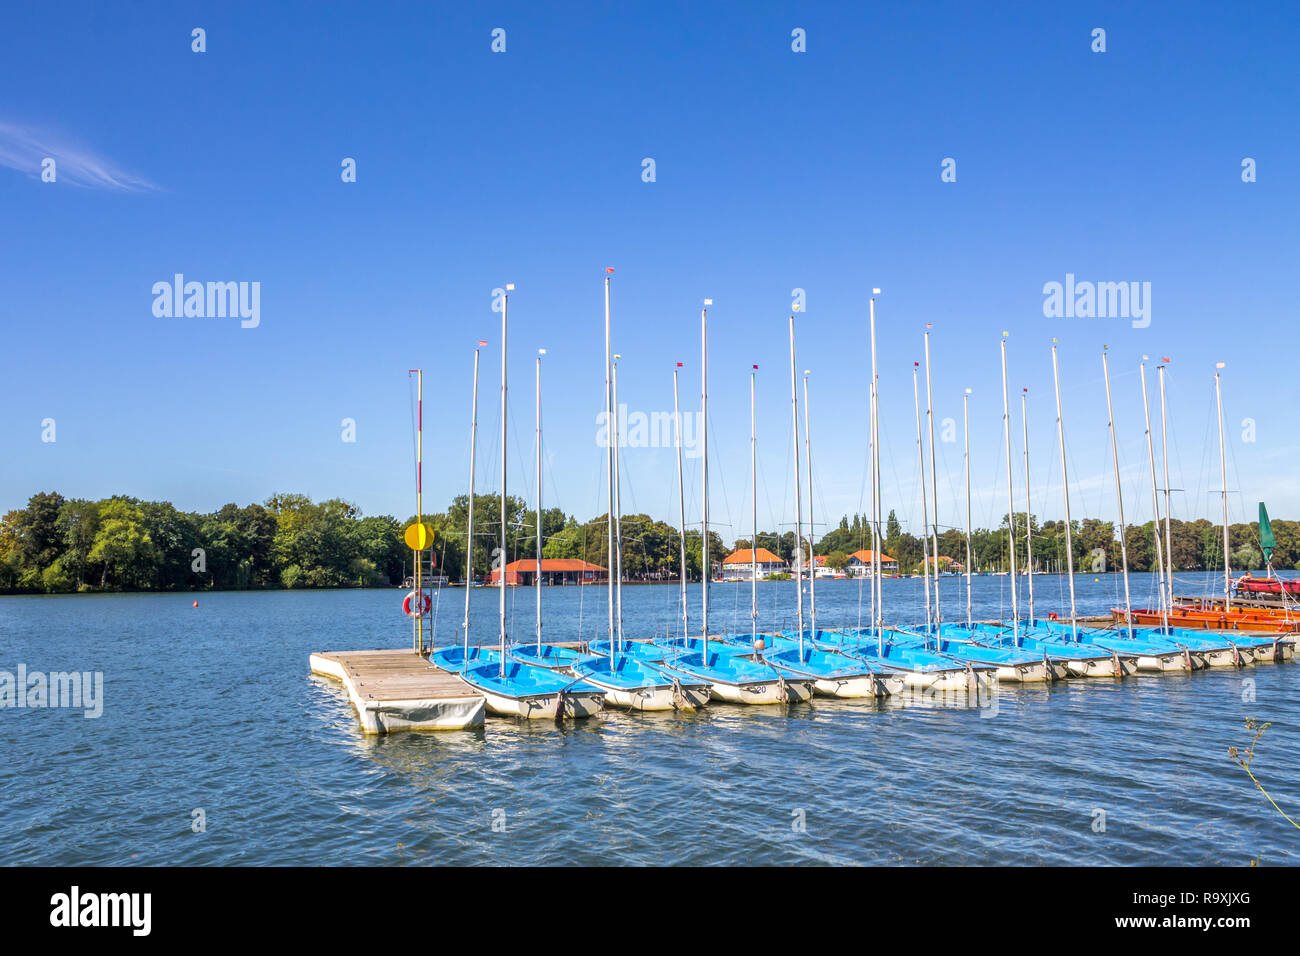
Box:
[424,277,1294,720]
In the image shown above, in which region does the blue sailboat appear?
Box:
[824,627,996,692]
[455,284,605,720]
[565,274,713,712]
[430,644,500,672]
[588,635,740,661]
[656,647,812,705]
[755,631,906,697]
[1022,344,1200,673]
[819,298,995,694]
[463,660,605,719]
[1130,623,1251,667]
[572,654,711,711]
[955,620,1137,678]
[647,304,813,705]
[898,623,1058,682]
[509,643,588,670]
[1036,619,1205,672]
[765,349,901,699]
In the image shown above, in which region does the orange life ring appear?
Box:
[403,591,432,617]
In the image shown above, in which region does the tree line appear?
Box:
[0,490,1289,594]
[806,510,1288,577]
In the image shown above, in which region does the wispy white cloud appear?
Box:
[0,121,155,191]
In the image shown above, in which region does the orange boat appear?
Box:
[1182,592,1297,612]
[1114,605,1299,633]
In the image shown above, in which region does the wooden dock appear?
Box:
[310,649,485,733]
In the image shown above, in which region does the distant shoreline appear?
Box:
[2,568,1261,599]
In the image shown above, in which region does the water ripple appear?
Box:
[2,578,1298,865]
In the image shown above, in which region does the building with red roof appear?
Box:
[846,549,899,576]
[720,547,787,580]
[487,558,606,586]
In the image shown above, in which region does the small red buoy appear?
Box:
[754,637,766,653]
[192,600,198,608]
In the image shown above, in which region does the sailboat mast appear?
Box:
[535,349,543,651]
[1215,364,1231,610]
[701,301,711,653]
[463,347,480,665]
[751,366,758,644]
[963,388,973,627]
[1158,362,1175,615]
[913,363,932,633]
[868,348,878,639]
[415,368,424,654]
[804,370,816,638]
[869,291,883,651]
[673,364,688,641]
[604,271,614,664]
[1051,343,1079,640]
[999,334,1020,643]
[1021,389,1035,622]
[1139,360,1168,628]
[924,330,941,624]
[499,285,512,674]
[613,356,625,650]
[1101,347,1133,632]
[789,315,805,654]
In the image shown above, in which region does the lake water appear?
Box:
[3,572,1297,866]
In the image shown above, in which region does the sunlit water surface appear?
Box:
[3,572,1297,865]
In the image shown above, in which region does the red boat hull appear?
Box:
[1235,576,1300,597]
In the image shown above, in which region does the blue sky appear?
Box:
[2,1,1296,542]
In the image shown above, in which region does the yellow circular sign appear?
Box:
[404,522,434,550]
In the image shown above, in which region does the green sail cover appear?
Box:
[1259,502,1275,564]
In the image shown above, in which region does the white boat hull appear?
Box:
[591,681,711,712]
[810,673,891,698]
[1135,651,1206,672]
[989,660,1053,683]
[877,674,907,696]
[707,677,814,705]
[1196,646,1252,667]
[901,669,997,693]
[1249,640,1293,663]
[477,687,606,719]
[1065,656,1136,678]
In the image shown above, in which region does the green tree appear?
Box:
[88,498,157,588]
[56,498,100,589]
[13,491,67,577]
